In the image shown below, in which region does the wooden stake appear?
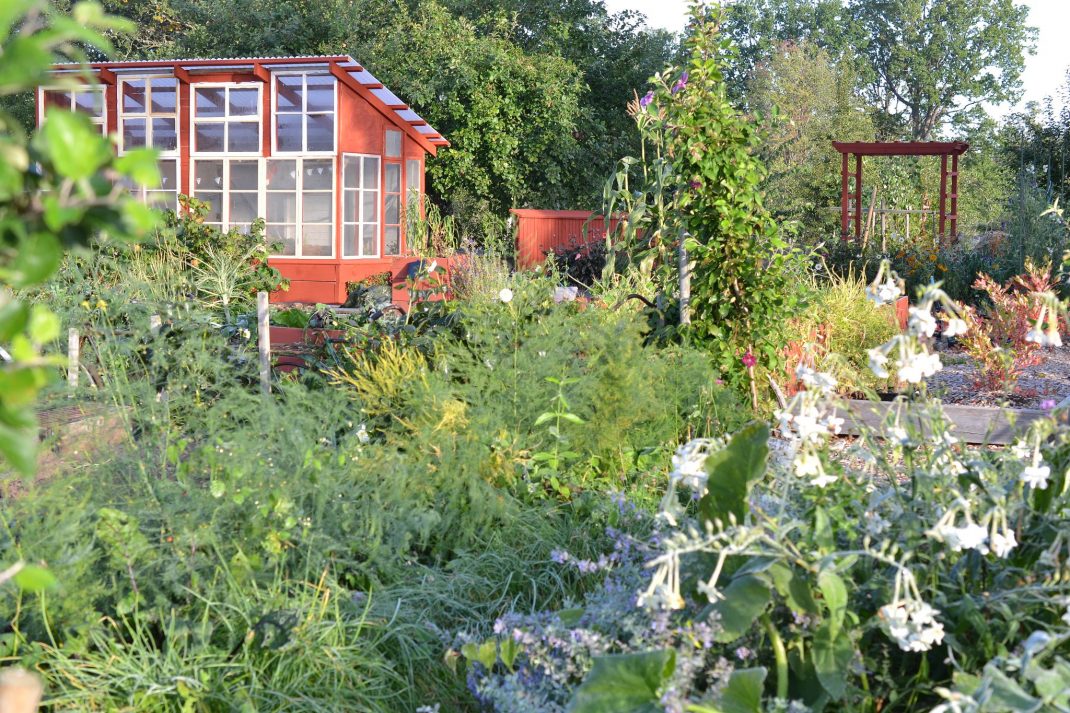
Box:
[149,314,162,336]
[678,229,691,326]
[257,292,271,395]
[67,328,79,389]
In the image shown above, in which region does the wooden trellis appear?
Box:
[832,141,970,242]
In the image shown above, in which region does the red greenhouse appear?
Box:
[39,55,448,304]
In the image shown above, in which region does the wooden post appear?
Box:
[257,292,271,395]
[950,152,959,241]
[840,152,849,239]
[854,154,863,239]
[880,199,887,253]
[67,328,79,389]
[906,209,911,242]
[938,153,948,243]
[678,229,690,326]
[149,314,162,336]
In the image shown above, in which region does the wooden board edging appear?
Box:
[840,398,1049,445]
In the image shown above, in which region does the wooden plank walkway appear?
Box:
[840,399,1049,445]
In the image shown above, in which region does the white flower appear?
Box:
[943,318,968,338]
[909,307,938,337]
[866,276,901,306]
[356,423,370,444]
[797,365,837,394]
[669,439,720,494]
[427,259,439,273]
[868,348,890,378]
[930,688,976,713]
[879,599,945,652]
[499,288,514,303]
[1026,326,1046,345]
[1022,463,1051,489]
[927,523,988,553]
[897,351,942,384]
[1046,326,1063,348]
[990,530,1017,558]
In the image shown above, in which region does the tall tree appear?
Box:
[854,0,1036,139]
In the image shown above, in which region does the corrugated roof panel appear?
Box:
[396,109,421,122]
[370,87,404,107]
[350,69,380,85]
[414,124,437,135]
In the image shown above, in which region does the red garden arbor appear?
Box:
[832,141,970,242]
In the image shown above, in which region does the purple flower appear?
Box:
[688,179,702,191]
[639,90,654,108]
[671,71,689,94]
[742,350,757,368]
[1041,398,1058,410]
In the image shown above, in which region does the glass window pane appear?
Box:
[303,193,332,223]
[123,80,146,113]
[194,160,224,189]
[406,159,421,191]
[195,122,225,152]
[303,159,333,190]
[230,191,258,224]
[268,194,297,223]
[385,163,401,192]
[267,160,297,190]
[195,87,225,118]
[147,190,176,210]
[385,194,399,225]
[123,118,146,148]
[228,121,260,152]
[385,130,402,158]
[276,113,302,152]
[43,90,70,111]
[268,225,296,256]
[343,156,361,189]
[362,225,376,256]
[363,157,379,188]
[197,191,223,223]
[150,78,177,113]
[306,76,335,112]
[343,191,356,223]
[152,117,177,150]
[276,76,303,112]
[385,226,400,255]
[307,113,334,152]
[362,191,377,223]
[158,159,177,189]
[230,160,258,190]
[229,88,259,116]
[301,225,332,256]
[75,89,103,117]
[343,224,358,257]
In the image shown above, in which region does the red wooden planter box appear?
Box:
[269,326,347,372]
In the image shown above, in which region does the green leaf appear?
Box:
[461,640,498,671]
[985,665,1042,711]
[814,507,834,553]
[817,570,848,639]
[4,233,62,288]
[813,621,854,701]
[116,149,162,187]
[499,637,521,672]
[709,575,771,643]
[27,305,60,344]
[12,564,57,592]
[698,422,769,528]
[0,417,37,476]
[41,110,112,180]
[716,667,767,713]
[567,650,676,713]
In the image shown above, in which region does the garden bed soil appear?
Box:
[927,343,1070,408]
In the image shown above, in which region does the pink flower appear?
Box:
[1041,398,1057,410]
[688,179,702,190]
[742,351,757,368]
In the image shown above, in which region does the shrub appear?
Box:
[959,260,1056,392]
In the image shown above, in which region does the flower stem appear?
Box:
[761,613,789,700]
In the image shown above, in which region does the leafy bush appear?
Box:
[959,260,1056,392]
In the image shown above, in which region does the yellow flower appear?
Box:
[95,299,108,311]
[937,263,947,272]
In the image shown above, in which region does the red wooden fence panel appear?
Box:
[512,209,623,269]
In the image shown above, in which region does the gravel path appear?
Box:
[927,343,1070,408]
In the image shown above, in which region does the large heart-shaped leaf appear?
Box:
[698,422,769,528]
[709,575,772,643]
[568,650,676,713]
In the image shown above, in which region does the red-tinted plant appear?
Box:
[958,260,1056,393]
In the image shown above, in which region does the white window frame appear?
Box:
[117,75,180,156]
[37,85,107,135]
[189,156,337,259]
[270,72,338,156]
[342,153,381,259]
[189,82,263,156]
[132,158,180,213]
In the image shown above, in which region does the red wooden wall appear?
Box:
[512,209,623,269]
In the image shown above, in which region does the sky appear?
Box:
[602,0,1070,115]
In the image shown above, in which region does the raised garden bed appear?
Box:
[840,398,1048,445]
